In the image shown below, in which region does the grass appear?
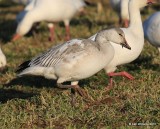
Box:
[0,0,160,128]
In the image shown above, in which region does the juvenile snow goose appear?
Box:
[90,0,155,90]
[143,12,160,53]
[16,28,131,104]
[13,0,86,41]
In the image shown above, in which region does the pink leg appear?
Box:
[106,71,134,91]
[48,26,55,42]
[65,25,70,41]
[105,77,113,91]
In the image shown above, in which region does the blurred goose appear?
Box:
[143,12,160,53]
[110,0,129,27]
[120,0,129,27]
[13,0,86,41]
[90,0,155,90]
[0,47,6,72]
[16,28,131,104]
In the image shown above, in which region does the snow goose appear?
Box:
[112,0,160,52]
[110,0,129,27]
[16,28,131,104]
[143,12,160,53]
[13,0,86,41]
[90,0,155,90]
[0,47,6,72]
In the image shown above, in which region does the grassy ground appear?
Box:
[0,1,160,128]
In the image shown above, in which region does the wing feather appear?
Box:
[28,39,88,67]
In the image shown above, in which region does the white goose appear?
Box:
[110,0,129,27]
[143,12,160,53]
[113,0,159,52]
[90,0,155,90]
[13,0,86,41]
[0,47,6,71]
[16,28,131,104]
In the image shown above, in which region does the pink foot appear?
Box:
[106,71,134,91]
[108,71,134,80]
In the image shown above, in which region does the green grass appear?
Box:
[0,1,160,128]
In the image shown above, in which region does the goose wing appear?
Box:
[29,39,97,67]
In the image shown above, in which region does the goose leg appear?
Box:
[71,88,76,106]
[106,71,134,91]
[64,21,70,41]
[57,83,87,105]
[105,76,113,91]
[65,25,70,41]
[48,23,55,41]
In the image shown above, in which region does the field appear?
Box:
[0,0,160,128]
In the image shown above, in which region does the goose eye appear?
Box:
[119,33,123,36]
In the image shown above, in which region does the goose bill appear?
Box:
[121,41,131,50]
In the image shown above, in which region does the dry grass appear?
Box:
[0,0,160,128]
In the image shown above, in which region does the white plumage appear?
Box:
[13,0,86,41]
[90,0,154,89]
[17,28,130,81]
[111,0,159,53]
[143,12,160,52]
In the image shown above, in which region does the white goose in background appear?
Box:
[110,0,129,27]
[13,0,86,41]
[0,47,6,71]
[16,28,131,104]
[112,0,159,52]
[90,0,155,90]
[143,12,160,53]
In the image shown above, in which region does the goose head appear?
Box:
[96,28,131,50]
[12,11,35,41]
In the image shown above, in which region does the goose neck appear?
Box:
[128,0,143,32]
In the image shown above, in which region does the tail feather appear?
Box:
[16,60,31,73]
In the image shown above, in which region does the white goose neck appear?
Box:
[128,0,143,35]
